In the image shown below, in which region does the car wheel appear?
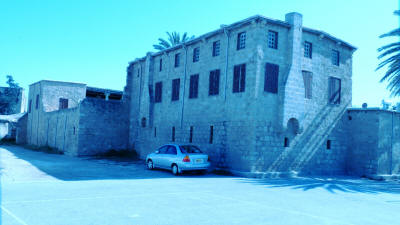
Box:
[172,164,179,175]
[147,160,154,170]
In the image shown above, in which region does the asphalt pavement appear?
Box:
[1,145,400,225]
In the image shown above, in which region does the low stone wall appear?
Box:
[0,121,9,140]
[347,109,400,177]
[77,98,128,155]
[36,108,80,155]
[16,113,28,144]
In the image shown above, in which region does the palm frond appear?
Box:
[378,44,400,59]
[380,28,400,38]
[153,31,195,50]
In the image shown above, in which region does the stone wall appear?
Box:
[27,80,127,156]
[16,113,28,144]
[126,13,356,175]
[39,108,80,155]
[0,122,9,140]
[77,98,129,155]
[347,109,400,176]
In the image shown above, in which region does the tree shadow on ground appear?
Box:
[238,176,400,194]
[0,145,227,181]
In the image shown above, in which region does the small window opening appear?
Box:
[172,126,175,142]
[284,137,289,147]
[141,117,146,127]
[327,140,331,150]
[154,127,157,137]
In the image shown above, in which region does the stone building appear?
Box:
[26,80,128,156]
[125,12,358,176]
[346,108,400,177]
[0,87,26,115]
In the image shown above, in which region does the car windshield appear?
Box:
[179,145,203,154]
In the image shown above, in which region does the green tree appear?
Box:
[6,75,19,89]
[153,32,194,50]
[0,75,20,114]
[377,10,400,96]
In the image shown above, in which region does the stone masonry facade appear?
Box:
[125,12,357,176]
[20,12,400,178]
[26,80,128,156]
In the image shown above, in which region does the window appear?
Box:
[189,74,199,99]
[304,41,312,58]
[28,100,32,113]
[166,146,177,154]
[209,69,220,96]
[189,126,193,143]
[327,140,331,150]
[237,32,246,50]
[35,94,39,109]
[174,53,180,67]
[193,47,200,62]
[328,77,341,104]
[172,127,175,142]
[302,71,313,99]
[137,68,140,77]
[233,64,246,93]
[59,98,68,109]
[332,50,339,66]
[284,137,289,147]
[179,145,203,154]
[155,82,162,103]
[209,126,213,144]
[212,41,220,56]
[159,58,162,71]
[268,30,278,49]
[158,145,169,154]
[264,63,279,93]
[171,78,180,101]
[154,127,157,137]
[141,117,146,127]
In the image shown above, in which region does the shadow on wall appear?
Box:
[2,145,227,181]
[238,177,400,194]
[264,99,351,174]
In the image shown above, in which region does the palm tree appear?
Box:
[153,32,194,51]
[377,10,400,96]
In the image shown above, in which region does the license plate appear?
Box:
[195,159,203,163]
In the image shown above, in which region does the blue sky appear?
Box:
[0,0,398,107]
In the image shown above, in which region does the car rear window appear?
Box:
[179,145,203,154]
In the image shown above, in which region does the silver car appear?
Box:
[145,144,210,175]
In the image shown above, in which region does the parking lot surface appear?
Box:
[1,145,400,225]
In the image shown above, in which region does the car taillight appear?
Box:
[183,155,190,162]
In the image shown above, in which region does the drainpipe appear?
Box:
[390,111,394,174]
[180,44,188,128]
[223,27,230,102]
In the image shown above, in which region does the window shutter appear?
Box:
[265,63,279,93]
[194,75,199,98]
[209,71,214,95]
[233,66,239,92]
[215,70,220,95]
[302,71,312,99]
[240,64,246,92]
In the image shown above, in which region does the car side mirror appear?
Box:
[155,150,160,154]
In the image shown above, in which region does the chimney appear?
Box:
[285,12,303,28]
